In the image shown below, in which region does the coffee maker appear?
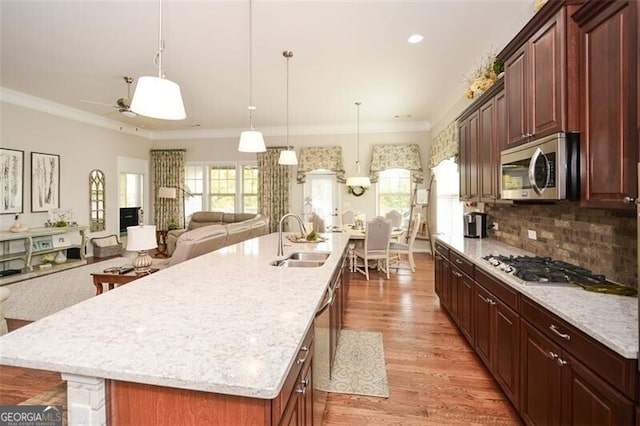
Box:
[464,212,487,238]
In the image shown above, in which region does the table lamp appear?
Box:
[126,225,158,272]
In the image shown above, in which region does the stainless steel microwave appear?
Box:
[500,132,580,201]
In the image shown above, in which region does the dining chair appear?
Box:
[353,216,392,280]
[308,212,326,233]
[385,210,403,229]
[389,213,421,272]
[341,209,355,227]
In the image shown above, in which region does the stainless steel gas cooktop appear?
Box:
[482,254,637,297]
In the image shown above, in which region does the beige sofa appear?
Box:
[165,213,269,267]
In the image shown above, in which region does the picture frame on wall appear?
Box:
[31,152,60,212]
[0,148,24,215]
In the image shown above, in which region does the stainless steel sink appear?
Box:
[288,252,330,261]
[271,252,330,267]
[270,259,325,268]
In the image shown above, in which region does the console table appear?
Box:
[0,226,88,286]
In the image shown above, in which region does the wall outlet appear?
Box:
[492,222,499,231]
[528,229,537,240]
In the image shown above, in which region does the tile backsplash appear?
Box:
[485,202,637,288]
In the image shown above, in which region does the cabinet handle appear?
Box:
[296,346,309,365]
[548,351,559,360]
[452,271,463,278]
[489,299,497,306]
[454,258,463,265]
[622,196,637,204]
[556,358,568,367]
[549,325,571,340]
[295,379,309,395]
[479,295,490,304]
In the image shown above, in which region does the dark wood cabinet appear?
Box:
[521,318,635,426]
[434,242,450,309]
[458,111,479,202]
[435,239,637,425]
[501,3,581,148]
[480,95,498,201]
[457,79,504,203]
[573,0,638,209]
[474,270,520,410]
[520,319,563,426]
[520,296,636,426]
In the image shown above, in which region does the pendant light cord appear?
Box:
[153,0,164,79]
[248,0,255,128]
[355,101,362,174]
[284,51,293,149]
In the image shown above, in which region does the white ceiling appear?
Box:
[0,0,534,135]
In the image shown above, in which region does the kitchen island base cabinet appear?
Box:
[108,330,315,426]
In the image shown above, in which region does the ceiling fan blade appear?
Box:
[81,99,117,108]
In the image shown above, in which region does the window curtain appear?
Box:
[296,146,346,183]
[151,149,186,230]
[258,147,291,233]
[369,144,424,183]
[429,121,459,169]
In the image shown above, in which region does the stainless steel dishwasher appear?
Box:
[313,280,334,424]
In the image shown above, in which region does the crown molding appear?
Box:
[1,87,430,141]
[151,120,431,140]
[0,87,152,139]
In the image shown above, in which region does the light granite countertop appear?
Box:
[0,232,350,399]
[437,235,638,359]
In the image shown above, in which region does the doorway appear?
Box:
[303,172,339,229]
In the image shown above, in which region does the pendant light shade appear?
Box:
[238,0,265,153]
[239,129,266,153]
[278,149,298,165]
[130,0,186,121]
[278,50,297,165]
[347,102,371,188]
[131,76,186,120]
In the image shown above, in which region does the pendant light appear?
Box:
[130,0,186,120]
[346,102,371,188]
[238,0,266,153]
[278,51,298,165]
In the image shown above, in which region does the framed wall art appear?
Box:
[31,152,60,212]
[0,148,24,215]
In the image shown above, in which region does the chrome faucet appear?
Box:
[277,213,306,256]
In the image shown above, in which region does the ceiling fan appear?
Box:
[81,76,138,118]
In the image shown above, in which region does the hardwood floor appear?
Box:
[322,253,522,425]
[0,253,522,425]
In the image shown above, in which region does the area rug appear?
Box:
[19,382,68,426]
[4,257,131,322]
[316,330,389,398]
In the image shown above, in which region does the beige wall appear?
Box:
[0,102,152,239]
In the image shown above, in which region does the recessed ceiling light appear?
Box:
[407,34,424,44]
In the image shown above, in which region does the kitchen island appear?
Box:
[0,232,350,425]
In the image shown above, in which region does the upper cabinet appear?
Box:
[500,2,582,148]
[573,0,638,209]
[458,79,505,203]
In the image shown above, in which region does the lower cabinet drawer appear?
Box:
[521,296,637,400]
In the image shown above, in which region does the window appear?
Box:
[433,158,463,236]
[242,165,259,214]
[184,162,258,215]
[184,164,204,222]
[210,165,236,212]
[377,168,412,220]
